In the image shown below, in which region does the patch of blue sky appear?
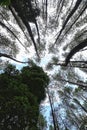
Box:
[41,105,51,128]
[10,58,28,70]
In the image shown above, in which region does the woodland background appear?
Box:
[0,0,87,130]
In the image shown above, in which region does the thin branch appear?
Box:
[47,60,87,69]
[0,53,28,64]
[46,0,48,22]
[56,77,87,90]
[56,0,65,21]
[74,98,87,113]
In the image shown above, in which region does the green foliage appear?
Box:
[10,0,40,22]
[21,65,49,103]
[4,64,19,76]
[0,63,49,130]
[38,114,47,130]
[49,125,54,130]
[0,76,39,129]
[0,0,11,6]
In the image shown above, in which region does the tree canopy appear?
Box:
[0,63,49,129]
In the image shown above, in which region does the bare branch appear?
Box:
[55,77,87,90]
[0,53,28,64]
